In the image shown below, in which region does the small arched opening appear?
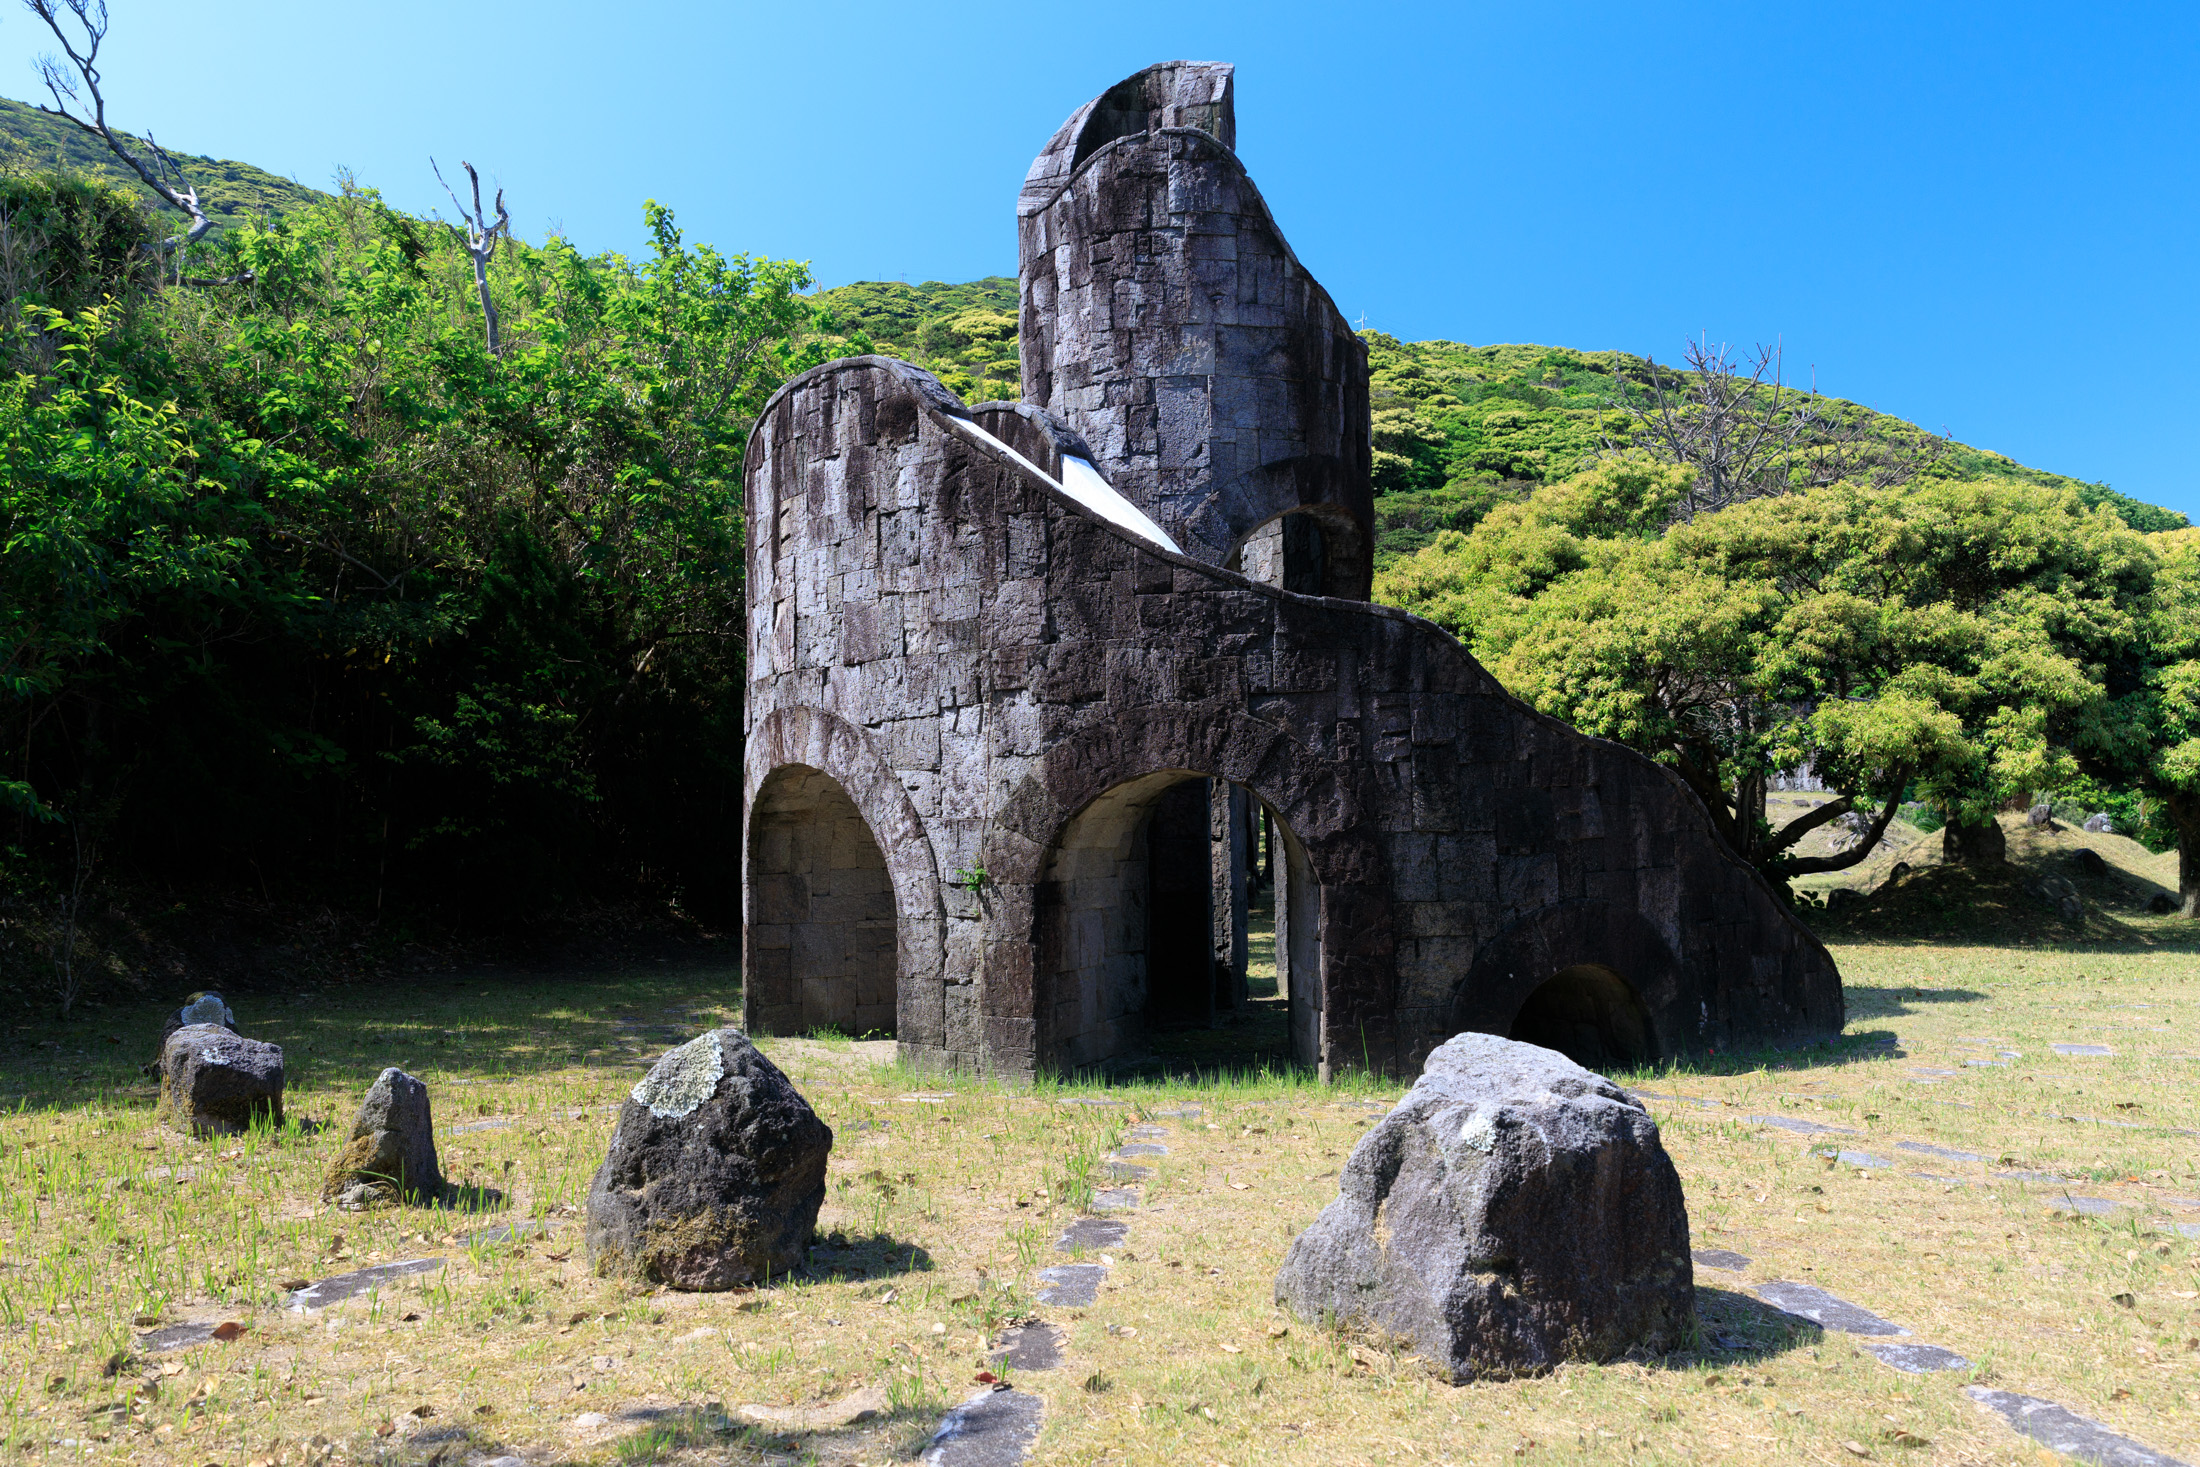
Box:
[746,764,897,1038]
[1507,964,1657,1074]
[1036,772,1322,1071]
[1225,505,1367,601]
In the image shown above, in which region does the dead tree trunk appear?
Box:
[432,159,510,358]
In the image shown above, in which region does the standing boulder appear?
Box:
[2026,803,2054,827]
[323,1068,445,1204]
[159,1024,284,1136]
[586,1028,832,1290]
[2083,812,2115,834]
[1274,1032,1693,1381]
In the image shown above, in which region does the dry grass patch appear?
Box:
[3,937,2198,1465]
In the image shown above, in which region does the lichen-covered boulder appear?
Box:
[159,1024,284,1137]
[323,1067,444,1203]
[585,1028,832,1290]
[1274,1032,1693,1381]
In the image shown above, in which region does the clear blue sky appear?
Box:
[5,1,2195,517]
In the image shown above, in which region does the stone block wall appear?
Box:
[742,356,1843,1079]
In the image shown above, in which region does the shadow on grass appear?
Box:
[1681,1286,1825,1365]
[803,1231,934,1282]
[0,956,749,1110]
[1843,985,1993,1022]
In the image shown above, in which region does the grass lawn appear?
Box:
[4,927,2199,1466]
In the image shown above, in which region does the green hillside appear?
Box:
[0,95,326,235]
[810,277,2187,564]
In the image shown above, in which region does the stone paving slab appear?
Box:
[1895,1141,1983,1162]
[1692,1248,1752,1270]
[989,1322,1065,1372]
[1113,1142,1167,1157]
[1101,1161,1152,1182]
[1034,1264,1107,1307]
[1057,1098,1127,1109]
[2054,1195,2124,1217]
[1150,1106,1201,1118]
[924,1385,1044,1467]
[287,1257,445,1311]
[1754,1282,1907,1336]
[1862,1341,1974,1374]
[135,1322,218,1352]
[1055,1218,1128,1252]
[1090,1188,1140,1212]
[2051,1043,2115,1056]
[1966,1060,2010,1068]
[1818,1149,1898,1169]
[1995,1170,2070,1184]
[1124,1125,1168,1140]
[1749,1115,1858,1136]
[1965,1387,2191,1467]
[448,1117,514,1134]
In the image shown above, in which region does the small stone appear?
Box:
[1862,1341,1972,1373]
[2026,803,2053,827]
[158,1025,283,1137]
[584,1029,832,1290]
[1274,1033,1693,1381]
[322,1068,444,1203]
[1054,1218,1128,1252]
[1114,1142,1167,1157]
[2051,1044,2114,1057]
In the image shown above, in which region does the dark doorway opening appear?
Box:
[1508,964,1656,1073]
[1144,779,1215,1029]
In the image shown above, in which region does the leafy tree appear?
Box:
[1374,461,2157,893]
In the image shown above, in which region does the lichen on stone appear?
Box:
[179,992,233,1027]
[632,1031,727,1119]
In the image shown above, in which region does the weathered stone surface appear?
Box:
[146,991,238,1075]
[1754,1282,1904,1336]
[1865,1341,1973,1373]
[1273,1033,1693,1380]
[159,1024,283,1136]
[1966,1386,2191,1467]
[323,1067,445,1202]
[584,1029,832,1290]
[2083,811,2116,834]
[2027,802,2054,826]
[741,62,1843,1085]
[287,1257,446,1311]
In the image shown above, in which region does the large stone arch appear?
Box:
[1444,899,1685,1070]
[744,705,946,1046]
[978,703,1395,1078]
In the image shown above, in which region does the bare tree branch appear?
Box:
[1607,336,1950,521]
[432,157,510,358]
[1768,768,1911,878]
[23,0,214,255]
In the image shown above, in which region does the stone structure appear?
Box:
[741,62,1842,1079]
[1274,1032,1695,1379]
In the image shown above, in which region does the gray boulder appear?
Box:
[2083,812,2115,834]
[145,991,238,1075]
[323,1067,444,1204]
[159,1024,284,1136]
[2026,803,2054,827]
[585,1028,831,1290]
[1274,1032,1693,1381]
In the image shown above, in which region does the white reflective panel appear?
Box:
[939,414,1181,554]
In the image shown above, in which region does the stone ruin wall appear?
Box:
[742,357,1842,1078]
[740,61,1844,1081]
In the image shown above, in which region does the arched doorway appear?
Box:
[746,765,896,1037]
[1225,505,1368,600]
[1035,772,1322,1071]
[1507,964,1656,1073]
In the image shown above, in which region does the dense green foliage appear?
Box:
[2,172,819,931]
[0,95,327,236]
[807,276,1020,404]
[1374,461,2191,899]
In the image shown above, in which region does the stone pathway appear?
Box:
[135,1255,452,1354]
[926,1107,1173,1464]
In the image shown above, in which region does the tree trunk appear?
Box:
[2169,791,2200,919]
[1941,814,2006,865]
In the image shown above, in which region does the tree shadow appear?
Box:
[1843,985,1994,1021]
